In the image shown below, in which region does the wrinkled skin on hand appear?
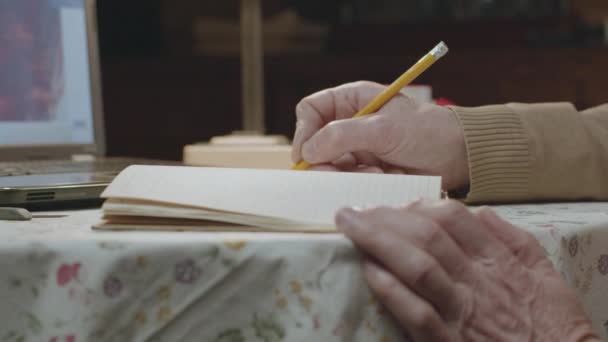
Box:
[292,81,469,190]
[335,200,599,342]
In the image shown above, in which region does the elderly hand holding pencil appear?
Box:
[291,43,469,191]
[291,42,602,342]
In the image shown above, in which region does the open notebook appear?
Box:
[94,166,442,232]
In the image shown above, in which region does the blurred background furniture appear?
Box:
[96,0,608,161]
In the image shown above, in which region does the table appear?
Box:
[2,203,608,342]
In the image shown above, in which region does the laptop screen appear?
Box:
[0,0,95,146]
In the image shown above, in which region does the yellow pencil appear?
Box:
[291,41,449,171]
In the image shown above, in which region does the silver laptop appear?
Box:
[0,0,173,209]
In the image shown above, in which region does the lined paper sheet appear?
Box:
[102,166,442,227]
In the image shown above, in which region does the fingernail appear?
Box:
[301,141,317,163]
[335,208,359,232]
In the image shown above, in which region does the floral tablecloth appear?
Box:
[1,203,608,342]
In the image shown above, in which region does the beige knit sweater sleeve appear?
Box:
[450,103,608,204]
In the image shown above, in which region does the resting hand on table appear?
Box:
[291,81,469,191]
[335,200,598,342]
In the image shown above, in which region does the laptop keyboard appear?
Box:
[0,158,171,177]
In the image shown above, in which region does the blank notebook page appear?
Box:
[101,166,442,225]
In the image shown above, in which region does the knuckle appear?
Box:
[438,200,469,220]
[363,207,405,230]
[521,231,537,246]
[351,80,376,89]
[521,233,546,258]
[373,274,401,302]
[364,206,395,219]
[415,221,445,250]
[443,199,468,214]
[295,99,312,119]
[402,198,426,211]
[354,208,383,230]
[343,81,385,107]
[296,95,327,122]
[353,207,400,241]
[410,256,440,289]
[451,285,474,322]
[476,206,494,217]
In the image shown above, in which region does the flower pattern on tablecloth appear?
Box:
[49,336,75,342]
[214,329,245,342]
[103,276,122,298]
[0,203,608,341]
[56,263,80,287]
[174,259,202,284]
[569,236,579,257]
[598,255,608,276]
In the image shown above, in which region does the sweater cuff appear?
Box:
[449,105,531,204]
